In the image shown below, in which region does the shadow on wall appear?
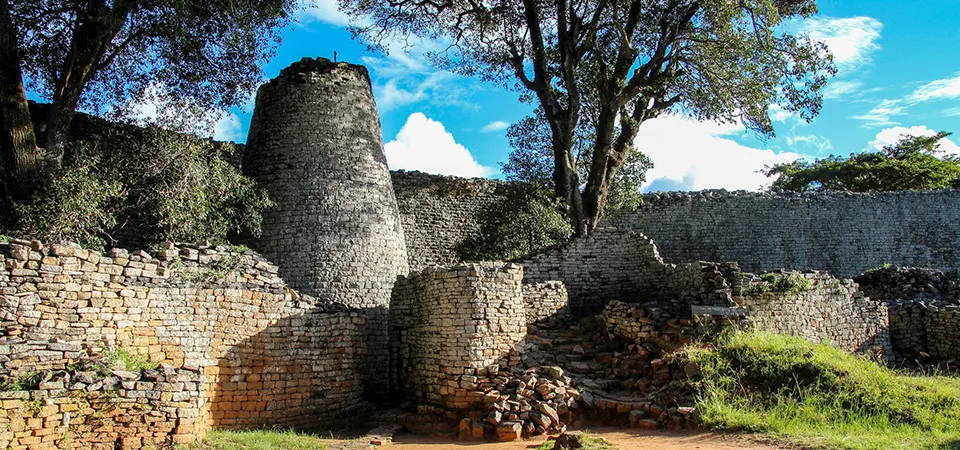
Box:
[206,305,372,431]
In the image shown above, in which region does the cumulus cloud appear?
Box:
[908,73,960,103]
[794,17,882,72]
[481,121,510,133]
[384,113,494,177]
[635,115,809,192]
[868,126,960,156]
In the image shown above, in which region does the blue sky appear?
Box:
[101,1,960,191]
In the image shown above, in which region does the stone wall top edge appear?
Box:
[263,57,371,87]
[633,188,960,208]
[390,169,507,189]
[399,261,523,280]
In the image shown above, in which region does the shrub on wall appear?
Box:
[457,184,573,261]
[8,124,272,249]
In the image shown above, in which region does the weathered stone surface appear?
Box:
[243,57,408,396]
[604,189,960,277]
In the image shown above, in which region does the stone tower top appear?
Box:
[266,56,371,85]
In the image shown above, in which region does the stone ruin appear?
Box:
[1,57,958,449]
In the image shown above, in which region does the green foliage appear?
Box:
[176,253,246,285]
[12,0,295,131]
[503,108,653,212]
[200,429,331,450]
[14,162,123,249]
[457,185,574,261]
[748,273,811,296]
[687,331,960,449]
[765,132,960,192]
[8,124,273,249]
[103,349,159,372]
[0,370,42,391]
[536,432,617,450]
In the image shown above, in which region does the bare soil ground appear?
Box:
[387,428,784,450]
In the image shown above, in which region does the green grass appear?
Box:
[687,331,960,450]
[536,432,617,450]
[103,348,159,372]
[200,429,330,449]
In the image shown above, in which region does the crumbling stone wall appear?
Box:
[606,190,960,277]
[517,228,891,358]
[515,228,739,314]
[389,263,526,414]
[735,272,892,358]
[392,171,507,271]
[0,239,366,447]
[0,366,203,449]
[243,57,408,396]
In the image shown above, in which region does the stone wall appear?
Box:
[389,263,526,414]
[0,239,367,447]
[522,282,570,328]
[391,171,507,271]
[735,272,892,358]
[0,365,203,449]
[243,57,408,396]
[604,190,960,277]
[516,228,891,358]
[515,228,739,315]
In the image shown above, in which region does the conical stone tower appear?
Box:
[243,57,409,396]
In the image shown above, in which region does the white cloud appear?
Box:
[481,121,510,133]
[768,104,795,122]
[908,73,960,103]
[295,0,365,27]
[868,126,960,156]
[823,80,869,100]
[786,134,833,153]
[795,17,883,72]
[373,71,477,111]
[636,115,809,192]
[384,113,494,178]
[945,107,960,117]
[213,112,244,143]
[852,99,906,127]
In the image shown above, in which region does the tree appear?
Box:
[763,132,960,192]
[503,106,652,211]
[344,0,835,234]
[0,0,295,203]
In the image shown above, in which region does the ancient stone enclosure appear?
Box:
[2,57,959,449]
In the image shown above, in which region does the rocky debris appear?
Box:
[550,432,585,449]
[456,365,584,440]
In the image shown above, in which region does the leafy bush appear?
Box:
[9,124,272,249]
[687,331,960,449]
[457,184,573,261]
[103,348,159,372]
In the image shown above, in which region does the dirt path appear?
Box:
[388,428,783,450]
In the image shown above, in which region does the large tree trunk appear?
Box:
[0,0,40,203]
[44,0,131,164]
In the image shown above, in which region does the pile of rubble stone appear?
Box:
[457,364,587,441]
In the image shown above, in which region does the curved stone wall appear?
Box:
[243,57,409,306]
[243,58,409,395]
[606,190,960,277]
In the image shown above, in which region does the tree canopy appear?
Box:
[1,0,296,203]
[502,106,652,211]
[763,132,960,192]
[344,0,836,234]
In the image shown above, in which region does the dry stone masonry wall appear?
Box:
[392,171,507,271]
[389,263,526,415]
[735,272,892,358]
[242,57,408,396]
[0,239,367,448]
[606,189,960,277]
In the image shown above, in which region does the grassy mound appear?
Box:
[687,331,960,449]
[200,429,332,449]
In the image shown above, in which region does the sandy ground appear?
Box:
[387,428,784,450]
